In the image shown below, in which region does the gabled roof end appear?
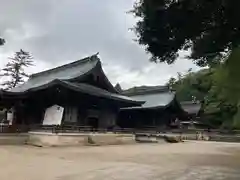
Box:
[30,53,100,78]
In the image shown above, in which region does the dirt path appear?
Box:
[0,141,240,180]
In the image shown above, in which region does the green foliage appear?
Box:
[219,48,240,129]
[0,49,33,90]
[132,0,240,66]
[232,106,240,129]
[168,66,238,128]
[133,0,240,128]
[222,48,240,103]
[169,68,212,102]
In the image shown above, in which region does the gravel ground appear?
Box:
[0,141,240,180]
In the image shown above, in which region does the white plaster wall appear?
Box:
[27,132,135,147]
[27,132,87,147]
[87,133,135,145]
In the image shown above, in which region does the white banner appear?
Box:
[42,105,64,125]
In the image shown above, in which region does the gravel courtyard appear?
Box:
[0,141,240,180]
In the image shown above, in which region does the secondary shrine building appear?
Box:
[118,86,186,129]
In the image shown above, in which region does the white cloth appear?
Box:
[42,105,64,125]
[7,112,13,125]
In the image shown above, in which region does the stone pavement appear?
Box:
[0,141,239,180]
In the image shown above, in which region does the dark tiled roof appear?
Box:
[62,81,143,105]
[180,101,202,114]
[1,53,144,107]
[122,85,170,96]
[4,79,143,106]
[121,85,175,109]
[122,92,175,110]
[10,54,99,92]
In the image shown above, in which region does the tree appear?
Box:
[213,49,240,128]
[0,38,5,45]
[169,69,212,102]
[168,77,176,90]
[133,0,240,128]
[0,49,33,90]
[132,0,240,66]
[169,68,238,128]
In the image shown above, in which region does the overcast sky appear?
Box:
[0,0,200,89]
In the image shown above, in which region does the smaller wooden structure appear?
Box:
[118,86,185,129]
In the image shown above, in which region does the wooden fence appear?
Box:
[1,124,240,136]
[0,125,29,133]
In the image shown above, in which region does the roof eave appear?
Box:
[2,79,143,106]
[120,105,167,111]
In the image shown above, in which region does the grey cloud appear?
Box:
[0,0,199,88]
[1,0,149,68]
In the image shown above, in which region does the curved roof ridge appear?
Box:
[30,53,99,78]
[122,85,170,96]
[10,53,100,92]
[3,79,143,106]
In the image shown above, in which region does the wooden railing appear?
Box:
[28,124,136,134]
[29,125,91,133]
[1,124,240,136]
[0,124,30,133]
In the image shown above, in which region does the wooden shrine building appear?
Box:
[0,54,143,130]
[118,86,186,129]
